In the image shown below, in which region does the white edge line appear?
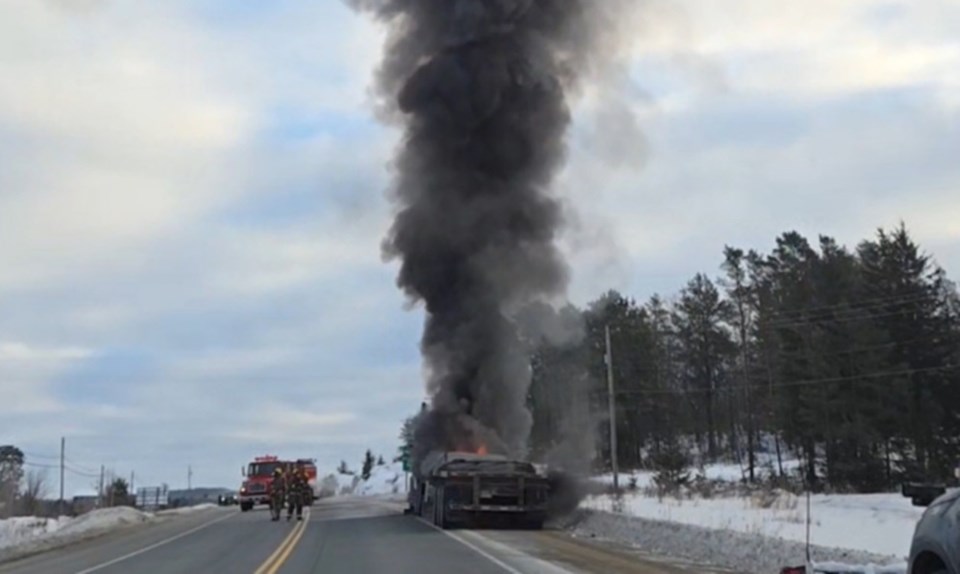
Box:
[74,511,235,574]
[416,517,524,574]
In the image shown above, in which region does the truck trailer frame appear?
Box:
[408,452,550,529]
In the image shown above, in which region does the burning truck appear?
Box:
[407,450,550,529]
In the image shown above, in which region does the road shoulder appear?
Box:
[0,507,234,574]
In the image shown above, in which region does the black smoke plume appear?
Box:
[351,0,634,469]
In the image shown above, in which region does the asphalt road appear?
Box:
[0,498,719,574]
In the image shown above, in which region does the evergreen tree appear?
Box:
[672,274,735,461]
[721,246,758,481]
[859,224,959,480]
[407,222,960,493]
[0,446,24,518]
[361,450,375,481]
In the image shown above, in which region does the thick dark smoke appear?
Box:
[351,0,635,469]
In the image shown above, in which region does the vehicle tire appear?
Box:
[240,501,253,512]
[435,487,449,529]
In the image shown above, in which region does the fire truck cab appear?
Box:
[239,455,283,512]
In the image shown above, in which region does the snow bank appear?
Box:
[0,516,67,551]
[582,491,920,559]
[0,507,154,562]
[567,510,906,574]
[356,463,405,497]
[318,463,407,499]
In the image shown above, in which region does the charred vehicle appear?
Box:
[408,451,550,529]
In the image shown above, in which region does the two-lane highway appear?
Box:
[0,499,719,574]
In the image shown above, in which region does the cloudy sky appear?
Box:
[1,0,957,494]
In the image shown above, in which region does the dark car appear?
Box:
[910,489,960,574]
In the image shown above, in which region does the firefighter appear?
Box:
[286,465,308,521]
[269,467,286,522]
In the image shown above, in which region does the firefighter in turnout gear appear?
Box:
[286,465,309,521]
[269,467,286,522]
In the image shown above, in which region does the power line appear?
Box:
[759,291,937,321]
[65,459,100,475]
[610,364,960,397]
[23,461,59,470]
[768,332,954,360]
[23,451,60,461]
[759,302,944,330]
[65,465,102,479]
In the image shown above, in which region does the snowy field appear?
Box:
[583,491,921,560]
[579,455,925,573]
[592,456,804,489]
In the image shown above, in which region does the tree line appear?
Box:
[0,445,132,517]
[528,224,960,493]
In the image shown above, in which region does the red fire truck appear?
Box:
[239,455,283,512]
[238,455,320,512]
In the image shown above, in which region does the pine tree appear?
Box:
[672,274,735,461]
[0,446,24,518]
[721,246,758,481]
[361,450,375,481]
[859,224,959,480]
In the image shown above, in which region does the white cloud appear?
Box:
[629,0,960,100]
[557,0,960,302]
[0,342,94,361]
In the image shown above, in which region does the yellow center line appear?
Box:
[253,509,311,574]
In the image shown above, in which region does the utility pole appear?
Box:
[59,437,65,516]
[605,324,619,492]
[98,465,105,509]
[187,465,193,492]
[130,471,135,492]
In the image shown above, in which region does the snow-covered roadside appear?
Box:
[566,510,907,574]
[0,507,153,562]
[581,491,920,559]
[320,462,408,499]
[0,504,219,563]
[356,462,405,496]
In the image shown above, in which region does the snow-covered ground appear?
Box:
[583,490,921,559]
[320,462,407,499]
[592,456,804,489]
[568,510,907,574]
[0,507,153,560]
[0,504,219,562]
[356,462,406,497]
[582,454,923,573]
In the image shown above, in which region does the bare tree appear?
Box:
[20,469,48,516]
